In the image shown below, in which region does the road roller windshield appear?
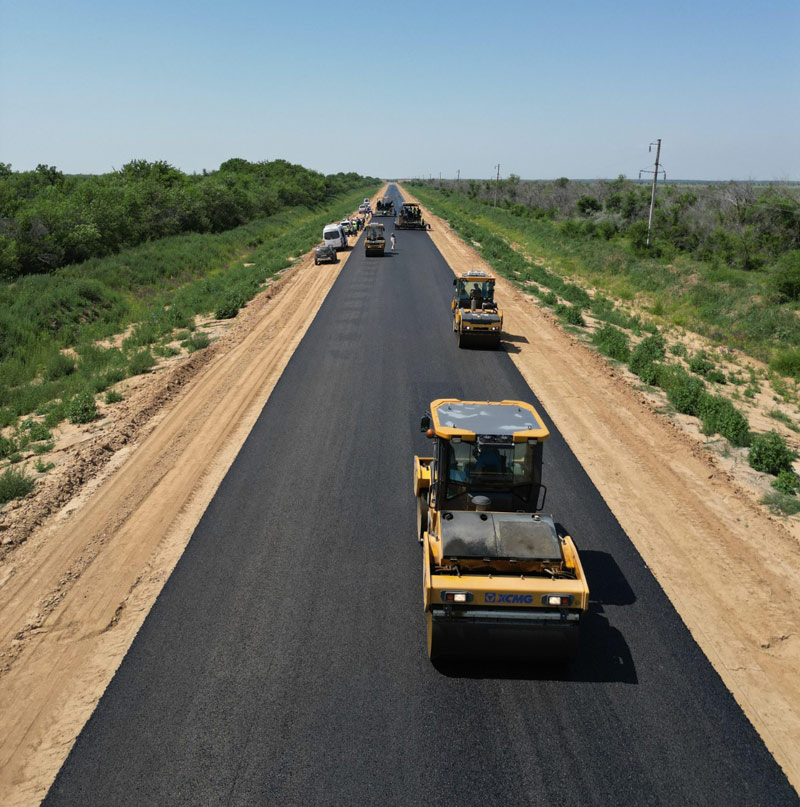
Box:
[444,437,541,507]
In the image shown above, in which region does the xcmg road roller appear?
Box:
[413,399,589,661]
[452,270,503,348]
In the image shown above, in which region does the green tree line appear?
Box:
[419,176,800,288]
[0,159,378,278]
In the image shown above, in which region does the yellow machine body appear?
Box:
[413,399,589,661]
[364,222,386,256]
[451,271,503,348]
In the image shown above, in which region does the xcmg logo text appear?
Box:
[484,593,533,604]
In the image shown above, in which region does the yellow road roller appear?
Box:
[413,399,589,661]
[364,222,386,256]
[452,270,502,348]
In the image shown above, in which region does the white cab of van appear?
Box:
[322,223,347,251]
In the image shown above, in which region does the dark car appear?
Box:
[315,243,338,265]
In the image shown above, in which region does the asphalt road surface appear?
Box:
[46,186,797,806]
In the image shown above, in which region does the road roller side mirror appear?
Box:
[420,415,431,433]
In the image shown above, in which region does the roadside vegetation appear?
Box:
[0,162,379,504]
[0,158,377,278]
[410,181,800,513]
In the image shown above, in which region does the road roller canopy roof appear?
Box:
[429,399,549,442]
[456,269,496,281]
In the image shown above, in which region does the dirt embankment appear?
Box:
[401,184,800,793]
[0,187,388,807]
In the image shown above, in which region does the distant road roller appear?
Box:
[413,399,589,661]
[364,222,386,256]
[452,270,502,348]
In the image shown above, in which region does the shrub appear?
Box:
[772,250,800,301]
[0,466,35,505]
[748,430,797,475]
[772,470,800,495]
[669,343,687,357]
[540,291,558,306]
[698,395,751,446]
[68,391,98,424]
[592,324,630,361]
[35,458,54,473]
[662,368,706,416]
[105,390,123,404]
[629,333,666,380]
[215,291,245,319]
[577,195,602,215]
[32,441,55,454]
[762,491,800,515]
[556,304,585,327]
[128,349,156,375]
[706,368,727,384]
[24,420,52,442]
[45,352,76,380]
[0,435,18,459]
[770,348,800,380]
[689,352,715,377]
[182,332,210,353]
[0,407,15,428]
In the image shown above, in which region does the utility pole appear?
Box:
[494,164,500,207]
[639,139,665,247]
[457,169,460,185]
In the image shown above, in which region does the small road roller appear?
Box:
[413,399,589,661]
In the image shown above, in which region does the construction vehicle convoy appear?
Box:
[413,399,589,661]
[395,202,429,230]
[452,270,503,348]
[364,222,386,256]
[374,197,395,217]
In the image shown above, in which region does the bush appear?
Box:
[35,458,54,473]
[45,352,77,380]
[698,395,751,446]
[748,430,797,475]
[762,490,800,515]
[772,250,800,301]
[0,435,18,459]
[68,391,98,424]
[128,349,156,375]
[182,332,210,353]
[577,195,602,215]
[661,367,706,416]
[32,441,55,454]
[770,348,800,380]
[215,291,245,320]
[0,466,35,505]
[105,389,123,404]
[540,291,558,306]
[556,304,585,327]
[772,469,800,495]
[629,333,666,380]
[592,323,630,361]
[689,352,715,377]
[24,421,52,441]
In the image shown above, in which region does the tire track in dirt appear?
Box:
[402,184,800,793]
[0,187,387,807]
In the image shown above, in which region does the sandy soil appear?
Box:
[401,185,800,793]
[0,187,387,807]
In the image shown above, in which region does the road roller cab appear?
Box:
[364,222,386,256]
[452,270,503,348]
[413,399,589,661]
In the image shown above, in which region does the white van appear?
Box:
[322,223,347,251]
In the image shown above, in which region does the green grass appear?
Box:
[411,186,800,365]
[0,186,377,423]
[762,490,800,516]
[0,466,35,505]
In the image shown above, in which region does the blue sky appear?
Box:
[1,0,798,179]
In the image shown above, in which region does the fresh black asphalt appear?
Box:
[45,186,797,806]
